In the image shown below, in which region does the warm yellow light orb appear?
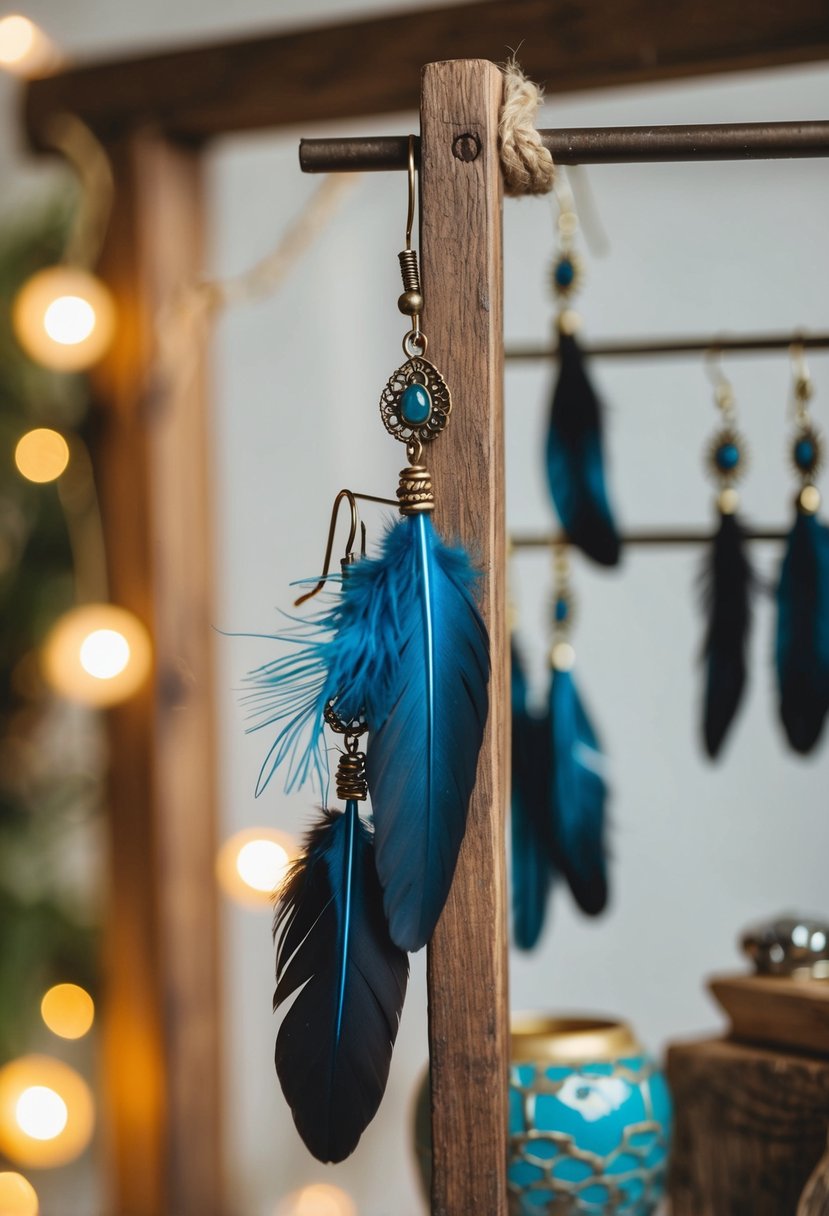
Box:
[0,1057,94,1168]
[42,604,152,708]
[13,268,115,372]
[40,985,95,1041]
[14,428,70,484]
[15,1089,67,1141]
[0,15,58,76]
[216,828,296,907]
[276,1184,357,1216]
[0,1172,39,1216]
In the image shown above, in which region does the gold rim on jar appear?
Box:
[510,1014,641,1064]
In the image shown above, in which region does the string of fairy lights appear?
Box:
[0,19,394,1214]
[1,14,360,1216]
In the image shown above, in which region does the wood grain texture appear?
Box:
[92,133,222,1216]
[799,1135,829,1216]
[421,60,508,1216]
[711,974,829,1058]
[668,1037,829,1216]
[25,0,829,145]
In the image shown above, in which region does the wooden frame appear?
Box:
[22,5,829,1213]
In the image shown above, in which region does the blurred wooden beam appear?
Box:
[25,0,829,146]
[92,131,222,1216]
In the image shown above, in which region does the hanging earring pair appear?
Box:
[776,346,829,753]
[511,547,609,952]
[545,178,621,567]
[244,138,490,1161]
[699,350,754,758]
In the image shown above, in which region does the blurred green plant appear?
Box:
[0,194,102,1061]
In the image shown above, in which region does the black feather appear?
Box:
[273,802,409,1163]
[776,510,829,753]
[546,331,621,567]
[700,510,753,758]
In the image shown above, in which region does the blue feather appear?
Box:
[273,801,409,1163]
[776,510,829,753]
[546,332,621,567]
[548,665,609,916]
[365,514,490,951]
[243,559,404,796]
[511,641,554,950]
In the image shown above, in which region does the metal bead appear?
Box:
[398,289,424,316]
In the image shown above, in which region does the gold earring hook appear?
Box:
[705,344,735,417]
[405,134,416,250]
[790,337,814,420]
[294,488,399,607]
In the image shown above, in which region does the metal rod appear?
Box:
[506,331,829,363]
[299,121,829,172]
[511,527,787,549]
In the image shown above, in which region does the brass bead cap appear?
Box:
[397,464,434,515]
[335,750,367,802]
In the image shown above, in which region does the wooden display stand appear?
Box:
[668,975,829,1215]
[21,5,829,1213]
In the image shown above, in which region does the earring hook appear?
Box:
[705,344,735,417]
[405,133,416,251]
[790,337,814,422]
[294,488,399,607]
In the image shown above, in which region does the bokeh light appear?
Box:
[0,14,58,76]
[14,428,70,484]
[0,1172,39,1216]
[42,604,151,707]
[40,984,95,1040]
[216,828,296,907]
[0,1057,94,1168]
[13,268,115,371]
[275,1184,356,1216]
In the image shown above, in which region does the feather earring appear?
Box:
[776,347,829,753]
[699,353,754,758]
[545,183,621,567]
[510,636,554,951]
[249,137,489,959]
[545,546,609,917]
[273,717,409,1163]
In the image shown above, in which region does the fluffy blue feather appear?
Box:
[273,801,409,1163]
[366,514,490,952]
[511,641,554,951]
[776,510,829,753]
[548,665,608,916]
[546,332,621,567]
[243,560,403,796]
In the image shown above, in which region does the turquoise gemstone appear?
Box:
[554,257,575,288]
[715,442,740,472]
[795,437,816,471]
[554,597,569,623]
[400,383,432,425]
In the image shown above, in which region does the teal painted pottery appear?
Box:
[508,1016,672,1216]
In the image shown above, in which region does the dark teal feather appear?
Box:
[548,666,608,916]
[546,332,621,567]
[273,802,409,1163]
[701,510,753,758]
[511,641,554,951]
[366,514,490,952]
[776,510,829,753]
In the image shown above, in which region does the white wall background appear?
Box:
[2,5,828,1215]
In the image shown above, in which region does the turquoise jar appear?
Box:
[508,1017,672,1215]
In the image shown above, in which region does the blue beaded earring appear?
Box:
[775,345,829,753]
[545,183,621,567]
[699,351,753,758]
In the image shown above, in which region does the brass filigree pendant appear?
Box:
[379,355,451,448]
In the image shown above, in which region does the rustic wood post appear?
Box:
[421,59,509,1216]
[92,132,222,1216]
